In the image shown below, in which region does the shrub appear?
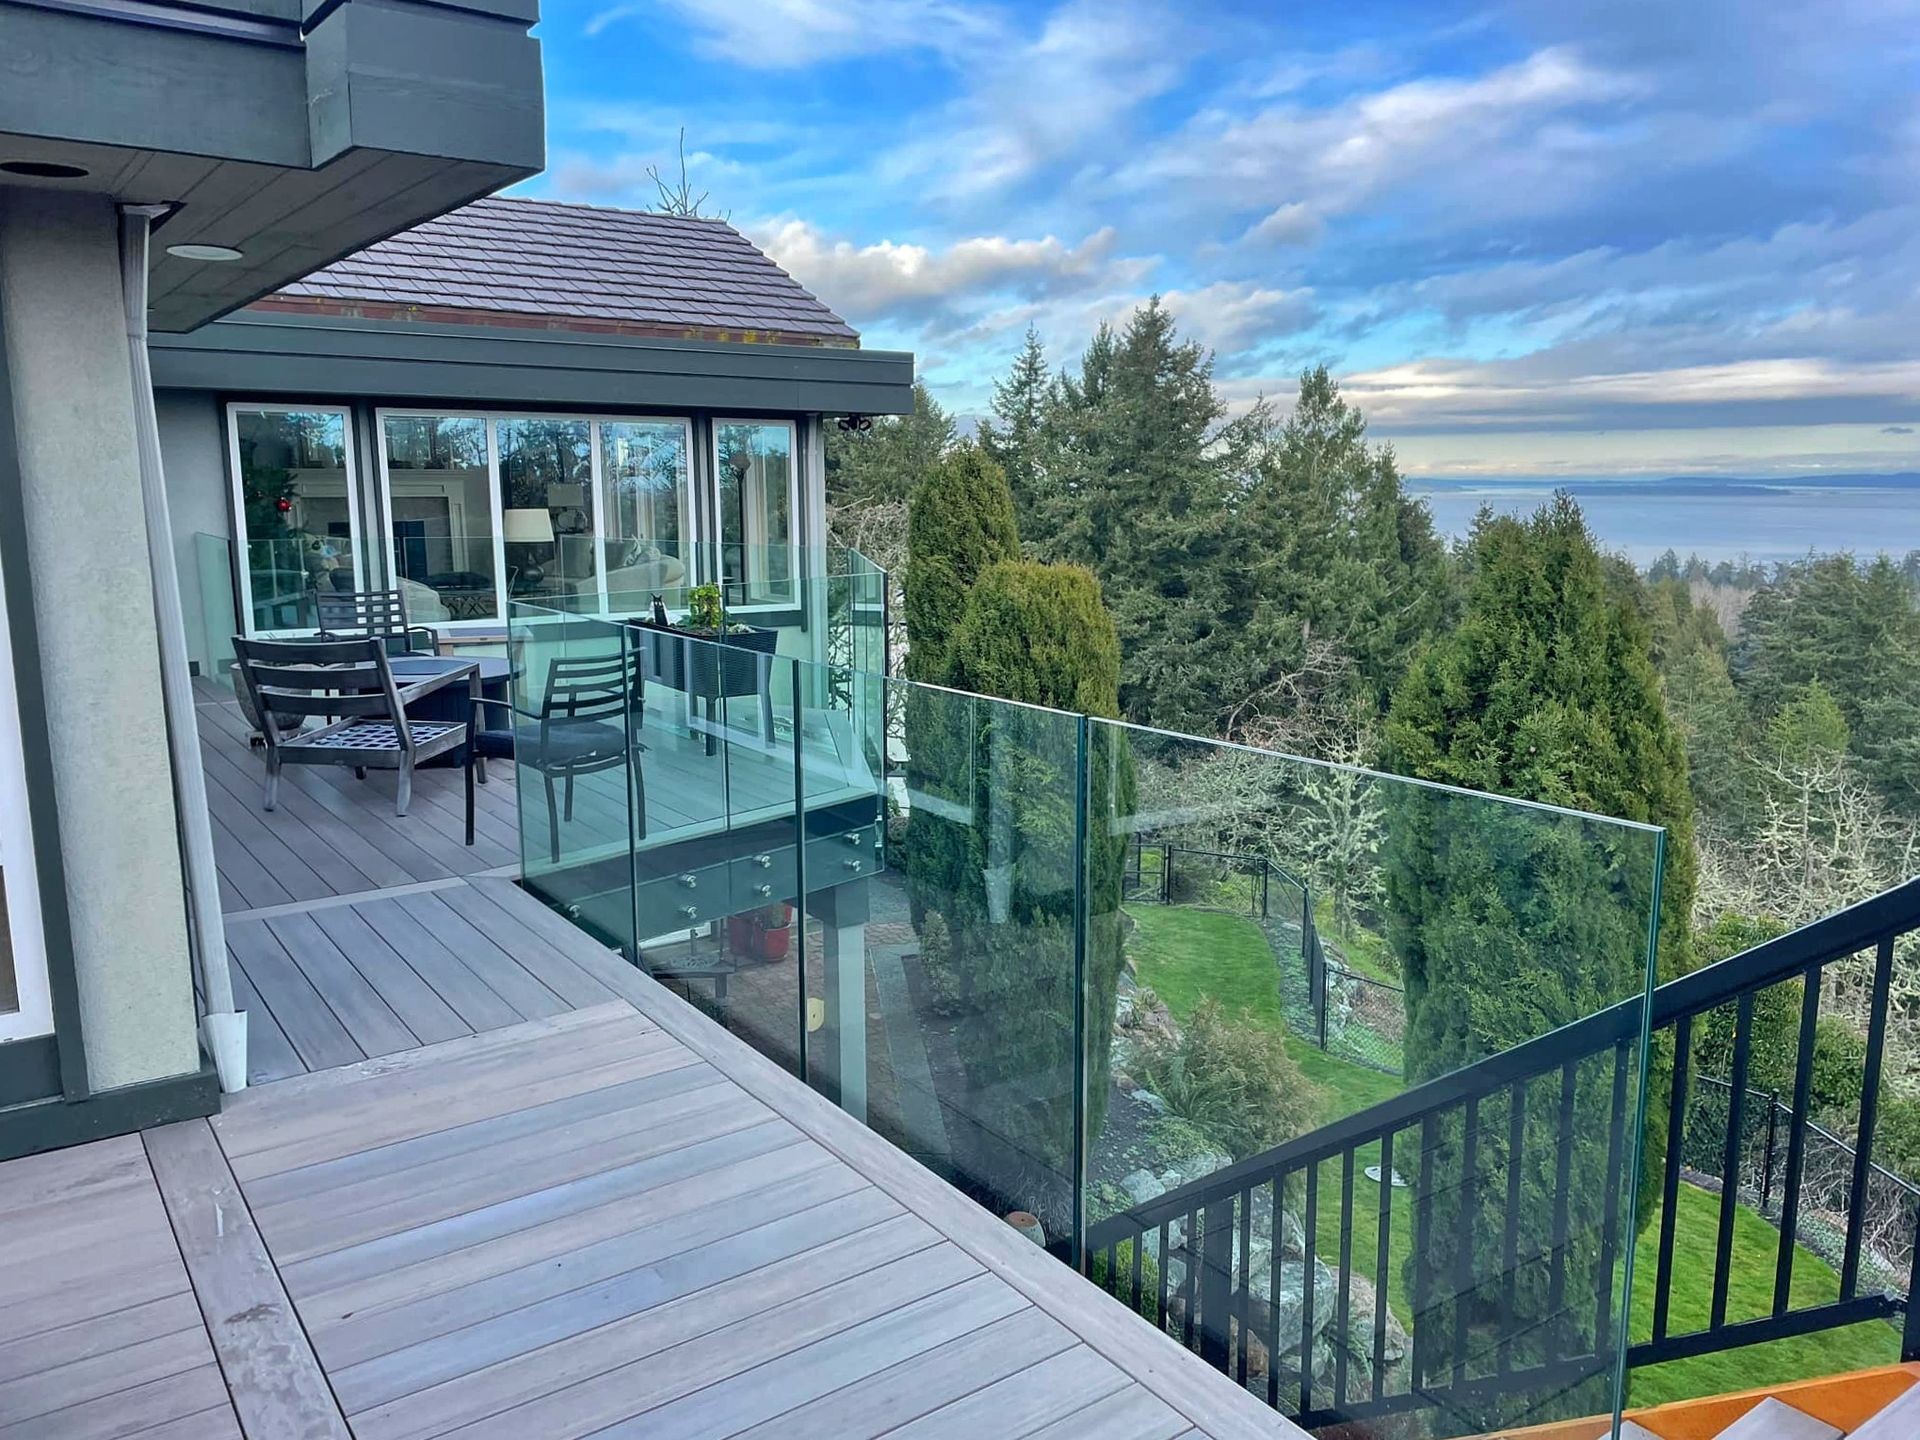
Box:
[903,444,1018,684]
[1135,999,1320,1159]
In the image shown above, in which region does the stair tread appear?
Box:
[1716,1397,1843,1440]
[1848,1379,1920,1440]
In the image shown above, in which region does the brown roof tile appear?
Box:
[267,196,857,344]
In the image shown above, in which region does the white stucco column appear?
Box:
[0,187,200,1091]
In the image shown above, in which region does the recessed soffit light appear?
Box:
[166,243,245,262]
[0,160,90,179]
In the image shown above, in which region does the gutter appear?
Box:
[118,204,247,1093]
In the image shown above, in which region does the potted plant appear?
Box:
[630,581,779,699]
[726,901,793,961]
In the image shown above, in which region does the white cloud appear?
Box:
[1245,202,1321,247]
[752,219,1154,327]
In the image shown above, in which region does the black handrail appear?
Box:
[1086,874,1920,1431]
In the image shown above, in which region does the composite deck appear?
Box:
[0,686,1292,1439]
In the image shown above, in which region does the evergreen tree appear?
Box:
[978,327,1053,528]
[1238,367,1451,729]
[1735,553,1920,814]
[825,380,955,509]
[902,443,1019,684]
[1382,495,1697,1422]
[907,558,1133,1236]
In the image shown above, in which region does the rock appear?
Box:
[1120,1168,1164,1207]
[1127,1086,1168,1115]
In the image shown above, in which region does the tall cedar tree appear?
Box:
[1382,496,1697,1423]
[902,443,1019,683]
[1240,366,1450,723]
[1031,299,1253,733]
[978,327,1053,527]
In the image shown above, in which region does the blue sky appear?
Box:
[527,0,1920,481]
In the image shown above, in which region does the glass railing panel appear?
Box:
[191,531,240,691]
[1082,721,1661,1439]
[796,677,1084,1253]
[508,603,641,958]
[242,533,362,633]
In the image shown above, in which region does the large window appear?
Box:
[0,544,51,1042]
[380,414,498,623]
[600,421,693,603]
[228,406,362,633]
[715,419,797,605]
[497,418,593,607]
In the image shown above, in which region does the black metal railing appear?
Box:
[1086,876,1920,1433]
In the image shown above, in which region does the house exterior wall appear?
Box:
[0,189,202,1096]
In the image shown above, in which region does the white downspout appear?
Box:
[117,204,247,1093]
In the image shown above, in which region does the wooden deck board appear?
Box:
[83,682,1295,1440]
[0,1137,244,1439]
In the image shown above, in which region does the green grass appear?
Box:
[1313,894,1401,986]
[1122,902,1897,1404]
[1626,1185,1897,1407]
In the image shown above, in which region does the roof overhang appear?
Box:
[0,0,544,332]
[148,311,917,416]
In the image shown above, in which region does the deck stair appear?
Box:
[1615,1373,1920,1440]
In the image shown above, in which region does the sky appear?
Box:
[525,0,1920,482]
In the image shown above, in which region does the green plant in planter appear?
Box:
[686,583,725,631]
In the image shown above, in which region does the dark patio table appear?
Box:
[390,655,512,767]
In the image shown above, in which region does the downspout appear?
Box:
[117,204,247,1093]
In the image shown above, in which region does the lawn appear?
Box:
[1122,902,1898,1406]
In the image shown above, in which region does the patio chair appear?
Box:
[231,635,478,841]
[309,585,441,656]
[477,646,647,863]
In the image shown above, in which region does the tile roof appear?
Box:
[264,196,858,345]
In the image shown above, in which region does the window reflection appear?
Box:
[601,421,692,605]
[383,415,497,623]
[233,409,357,633]
[497,418,592,607]
[716,420,795,605]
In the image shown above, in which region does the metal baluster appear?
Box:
[1453,1097,1480,1386]
[1157,1219,1172,1333]
[1498,1080,1527,1377]
[1842,936,1897,1299]
[1183,1207,1199,1350]
[1413,1114,1438,1388]
[1712,992,1755,1331]
[1546,1063,1578,1354]
[1337,1150,1355,1408]
[1653,1013,1691,1343]
[1596,1040,1630,1358]
[1300,1159,1319,1417]
[1269,1172,1287,1410]
[1373,1131,1394,1404]
[1774,966,1822,1316]
[1236,1184,1253,1384]
[1130,1227,1144,1316]
[1200,1196,1234,1370]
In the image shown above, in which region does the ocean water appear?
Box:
[1411,482,1920,566]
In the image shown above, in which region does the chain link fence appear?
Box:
[1683,1073,1918,1296]
[1125,838,1406,1076]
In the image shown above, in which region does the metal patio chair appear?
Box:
[309,585,441,656]
[477,645,648,863]
[231,635,479,840]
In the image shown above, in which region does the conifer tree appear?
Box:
[1382,495,1697,1420]
[979,327,1053,528]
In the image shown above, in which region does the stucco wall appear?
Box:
[0,188,201,1091]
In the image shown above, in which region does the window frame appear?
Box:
[709,416,801,611]
[375,407,698,628]
[0,542,52,1043]
[224,401,368,637]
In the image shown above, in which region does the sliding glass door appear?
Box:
[714,419,798,606]
[227,405,364,634]
[0,546,51,1043]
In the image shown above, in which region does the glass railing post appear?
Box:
[1072,711,1091,1272]
[792,655,809,1081]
